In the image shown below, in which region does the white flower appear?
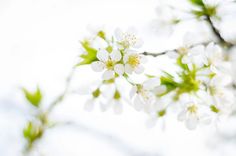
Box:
[181,44,206,69]
[167,32,200,60]
[100,90,123,114]
[202,0,236,19]
[84,88,101,112]
[207,74,234,110]
[123,50,147,74]
[115,28,143,49]
[130,78,160,111]
[202,42,223,72]
[178,98,211,130]
[150,4,180,36]
[91,49,124,80]
[100,99,123,114]
[145,98,168,128]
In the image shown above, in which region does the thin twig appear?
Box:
[47,66,76,113]
[142,42,210,57]
[142,51,169,57]
[23,66,77,154]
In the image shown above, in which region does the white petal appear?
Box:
[91,61,105,72]
[84,98,95,111]
[113,101,123,114]
[125,64,133,74]
[130,86,137,98]
[189,45,205,56]
[110,50,122,62]
[181,56,191,64]
[143,78,160,90]
[205,42,214,54]
[123,54,129,63]
[114,64,124,75]
[183,32,197,47]
[133,39,143,48]
[97,50,109,62]
[133,96,144,111]
[178,110,186,121]
[126,50,136,55]
[134,65,144,74]
[185,115,198,130]
[154,85,167,95]
[102,70,115,80]
[200,115,212,125]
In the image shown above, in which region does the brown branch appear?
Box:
[142,42,211,57]
[142,51,169,57]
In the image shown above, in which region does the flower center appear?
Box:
[177,47,188,55]
[136,85,150,101]
[187,104,198,114]
[121,33,137,48]
[128,54,140,68]
[105,59,115,70]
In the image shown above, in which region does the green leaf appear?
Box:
[23,121,43,143]
[97,31,106,40]
[177,56,189,71]
[159,76,179,96]
[22,87,42,107]
[77,40,98,66]
[189,0,204,6]
[145,74,156,78]
[23,122,33,140]
[192,10,205,18]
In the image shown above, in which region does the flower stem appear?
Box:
[24,66,76,155]
[47,66,76,113]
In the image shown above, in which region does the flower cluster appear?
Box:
[89,28,146,80]
[79,26,235,130]
[141,42,235,130]
[79,28,147,114]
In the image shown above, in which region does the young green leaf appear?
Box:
[22,87,42,107]
[77,40,98,66]
[23,121,43,144]
[189,0,204,6]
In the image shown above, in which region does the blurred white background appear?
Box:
[1,0,236,156]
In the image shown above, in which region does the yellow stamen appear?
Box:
[106,59,115,70]
[128,55,140,68]
[187,104,198,114]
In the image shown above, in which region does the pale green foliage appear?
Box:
[77,40,98,66]
[22,87,42,107]
[23,121,43,150]
[189,0,204,6]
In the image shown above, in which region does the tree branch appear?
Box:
[205,15,233,48]
[142,42,211,57]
